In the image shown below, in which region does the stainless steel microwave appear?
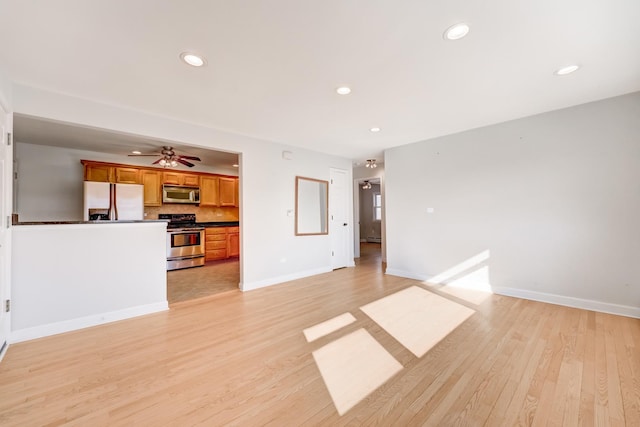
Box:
[162,185,200,204]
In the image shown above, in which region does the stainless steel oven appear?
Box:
[166,228,205,270]
[160,213,205,271]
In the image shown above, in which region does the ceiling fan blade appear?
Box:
[152,158,163,165]
[176,158,195,167]
[178,155,201,161]
[128,154,161,157]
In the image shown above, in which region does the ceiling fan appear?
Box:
[128,146,201,168]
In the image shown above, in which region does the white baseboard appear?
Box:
[385,268,428,281]
[9,301,169,343]
[493,287,640,319]
[385,268,639,319]
[241,266,333,291]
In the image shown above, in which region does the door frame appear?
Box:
[0,100,12,361]
[353,174,386,261]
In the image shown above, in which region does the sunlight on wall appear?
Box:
[438,266,492,305]
[429,250,490,284]
[425,250,493,305]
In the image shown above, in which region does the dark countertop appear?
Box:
[197,221,239,227]
[14,220,169,226]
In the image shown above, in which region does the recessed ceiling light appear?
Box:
[370,127,381,132]
[131,150,141,155]
[554,65,580,76]
[336,86,351,95]
[180,52,206,67]
[443,23,470,40]
[232,164,239,168]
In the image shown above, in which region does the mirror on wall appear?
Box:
[295,176,329,236]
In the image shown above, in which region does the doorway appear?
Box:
[354,177,384,263]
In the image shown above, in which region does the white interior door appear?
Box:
[330,168,350,269]
[0,106,10,356]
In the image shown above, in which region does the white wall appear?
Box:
[0,68,12,111]
[385,92,640,317]
[11,222,168,342]
[13,84,354,290]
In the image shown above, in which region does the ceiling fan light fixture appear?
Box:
[159,159,167,166]
[362,181,372,190]
[365,159,378,168]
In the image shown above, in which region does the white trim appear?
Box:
[493,287,640,319]
[9,302,168,343]
[386,268,639,319]
[385,268,428,281]
[241,266,333,291]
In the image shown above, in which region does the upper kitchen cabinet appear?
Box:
[114,167,140,184]
[141,170,162,207]
[163,172,199,186]
[200,176,219,207]
[83,161,139,184]
[219,177,238,207]
[84,162,112,182]
[201,176,238,207]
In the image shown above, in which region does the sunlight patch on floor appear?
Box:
[360,286,475,357]
[303,313,356,342]
[312,328,403,415]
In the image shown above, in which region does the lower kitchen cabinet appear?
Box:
[205,227,227,261]
[227,227,240,257]
[205,226,240,261]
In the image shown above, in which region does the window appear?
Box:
[373,193,382,221]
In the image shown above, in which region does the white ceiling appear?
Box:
[1,0,639,162]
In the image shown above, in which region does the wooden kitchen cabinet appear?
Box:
[163,172,199,186]
[140,170,162,206]
[81,161,240,209]
[84,163,112,182]
[84,163,140,184]
[199,176,220,207]
[205,227,228,261]
[227,227,240,257]
[234,178,239,207]
[114,167,139,184]
[219,177,237,207]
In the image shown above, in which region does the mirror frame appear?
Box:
[295,176,329,236]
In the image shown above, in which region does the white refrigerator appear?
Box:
[83,181,144,221]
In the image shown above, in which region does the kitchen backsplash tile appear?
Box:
[145,205,239,222]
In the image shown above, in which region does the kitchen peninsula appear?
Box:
[11,220,169,343]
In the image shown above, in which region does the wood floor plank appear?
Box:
[0,243,638,426]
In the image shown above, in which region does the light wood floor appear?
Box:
[167,258,239,304]
[1,244,638,425]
